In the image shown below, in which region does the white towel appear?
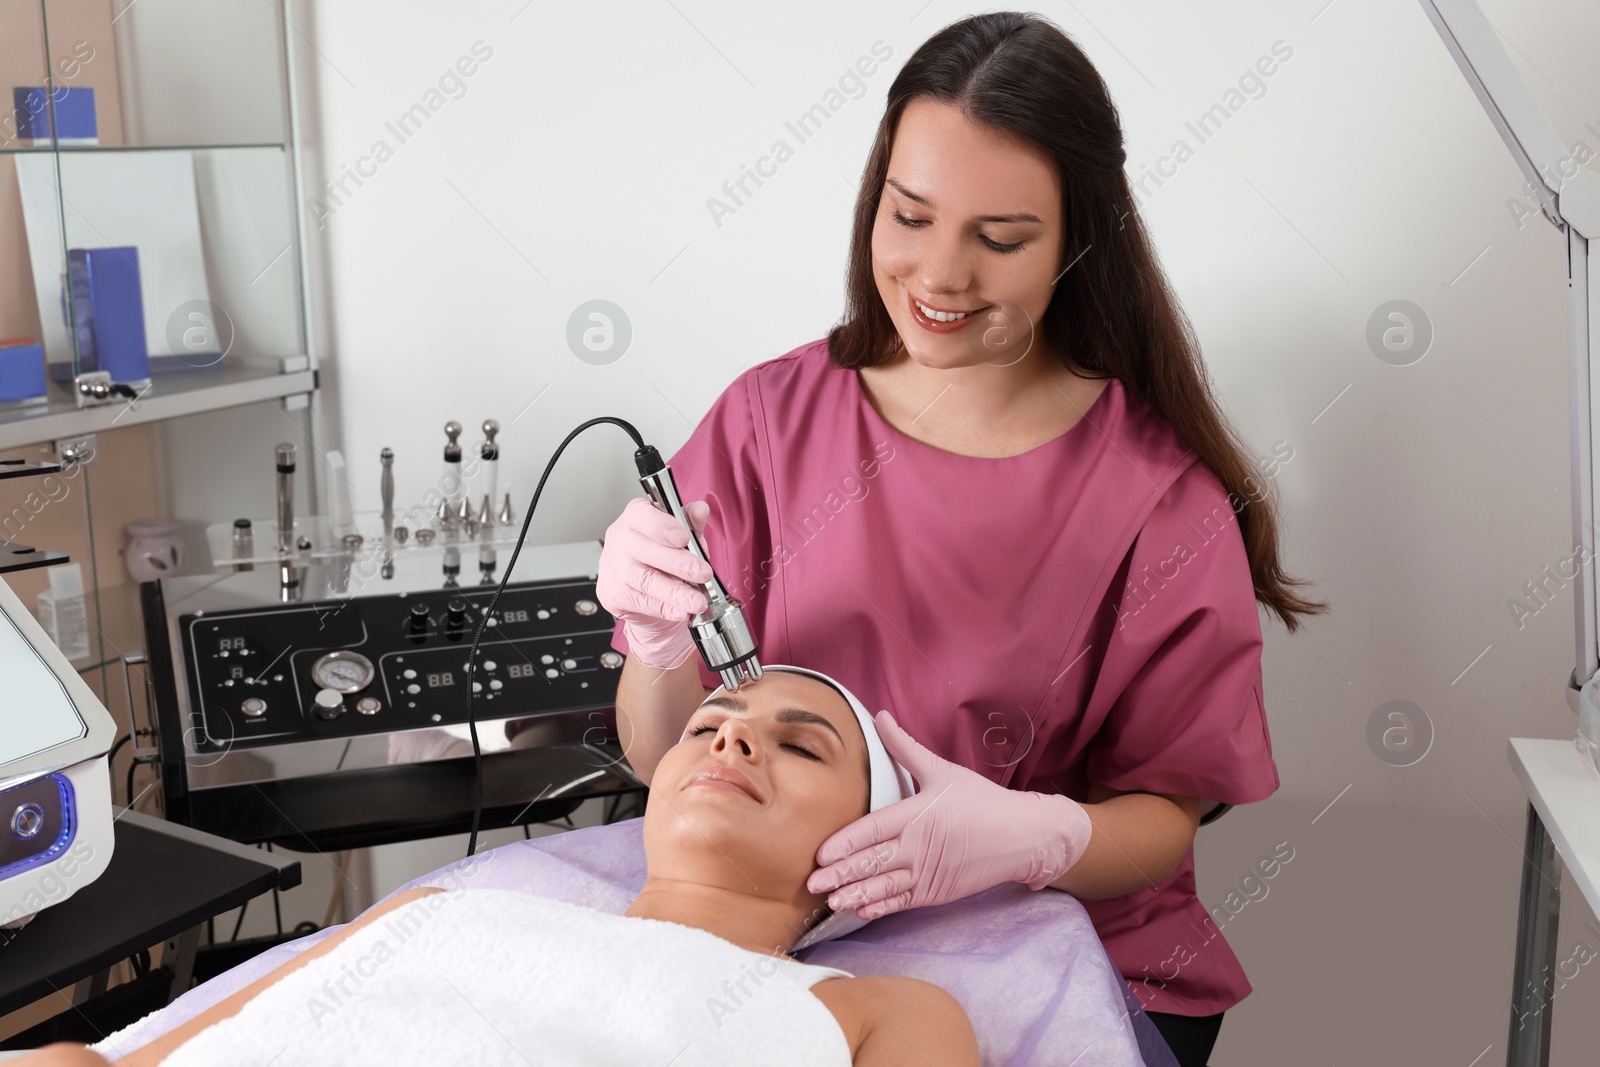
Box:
[103,888,856,1066]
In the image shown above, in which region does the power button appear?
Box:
[10,803,44,840]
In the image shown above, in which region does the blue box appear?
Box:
[0,342,46,404]
[64,247,149,384]
[11,86,97,142]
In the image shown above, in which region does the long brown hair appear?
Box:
[827,11,1325,632]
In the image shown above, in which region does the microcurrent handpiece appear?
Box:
[463,418,762,860]
[633,445,762,693]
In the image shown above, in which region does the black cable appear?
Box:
[464,417,645,860]
[230,899,249,942]
[109,735,133,814]
[266,843,283,937]
[522,823,531,839]
[108,733,130,768]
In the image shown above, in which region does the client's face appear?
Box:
[642,671,871,918]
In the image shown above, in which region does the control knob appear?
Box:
[313,688,344,720]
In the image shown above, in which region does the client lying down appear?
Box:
[24,666,980,1066]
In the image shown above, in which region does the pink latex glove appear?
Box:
[596,496,713,670]
[806,711,1094,919]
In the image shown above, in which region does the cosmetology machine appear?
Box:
[138,418,761,856]
[0,455,116,930]
[1419,3,1600,1064]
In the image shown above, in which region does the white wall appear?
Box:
[288,0,1600,1061]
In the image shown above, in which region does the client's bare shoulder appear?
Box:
[810,974,981,1066]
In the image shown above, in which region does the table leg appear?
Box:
[69,968,108,1007]
[1506,802,1563,1067]
[161,926,200,1004]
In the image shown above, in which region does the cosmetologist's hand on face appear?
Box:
[805,711,1093,918]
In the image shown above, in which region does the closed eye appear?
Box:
[685,722,823,761]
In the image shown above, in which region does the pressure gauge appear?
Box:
[310,650,375,693]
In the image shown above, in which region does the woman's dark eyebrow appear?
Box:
[885,176,1044,224]
[697,695,844,744]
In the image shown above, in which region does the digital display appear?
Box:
[502,609,529,623]
[218,636,246,651]
[427,672,455,688]
[230,666,244,680]
[508,663,533,678]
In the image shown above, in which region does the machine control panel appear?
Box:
[179,577,623,752]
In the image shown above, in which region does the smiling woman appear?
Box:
[597,13,1320,1067]
[642,665,917,950]
[20,667,972,1067]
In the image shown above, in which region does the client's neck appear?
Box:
[624,876,815,961]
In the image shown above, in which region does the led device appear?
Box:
[0,574,116,929]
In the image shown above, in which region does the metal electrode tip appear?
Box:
[720,659,764,691]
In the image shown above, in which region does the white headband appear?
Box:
[686,664,915,950]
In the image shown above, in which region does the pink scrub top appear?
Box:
[609,338,1280,1016]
